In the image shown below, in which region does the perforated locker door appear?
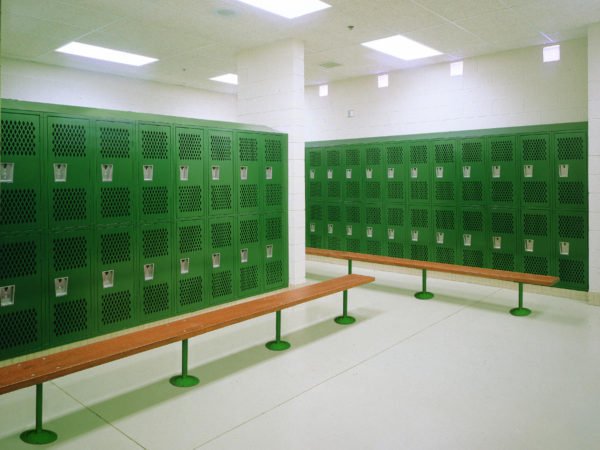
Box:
[263,134,287,211]
[554,132,587,211]
[237,215,263,298]
[47,116,92,230]
[138,123,172,222]
[325,203,344,251]
[383,142,407,203]
[263,211,288,293]
[306,148,324,202]
[343,146,362,203]
[208,130,234,216]
[408,142,431,204]
[236,132,260,215]
[432,140,457,206]
[520,210,552,276]
[0,112,43,233]
[364,145,384,203]
[176,219,207,314]
[488,136,517,207]
[385,204,405,258]
[554,211,588,291]
[48,228,93,347]
[343,203,364,254]
[363,204,385,256]
[95,121,135,226]
[459,138,486,206]
[208,216,235,305]
[459,208,488,268]
[325,147,343,202]
[95,226,137,335]
[0,233,43,360]
[433,207,457,264]
[488,209,517,272]
[176,127,204,220]
[408,206,432,261]
[306,203,324,249]
[138,222,173,323]
[519,134,551,209]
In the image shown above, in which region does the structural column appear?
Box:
[589,23,600,305]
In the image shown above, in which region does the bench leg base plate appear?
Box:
[510,307,532,317]
[20,429,57,445]
[266,340,291,351]
[169,375,199,388]
[334,316,356,325]
[415,292,434,300]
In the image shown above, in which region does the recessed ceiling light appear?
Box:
[210,73,238,85]
[233,0,331,19]
[543,45,560,62]
[450,61,463,76]
[55,42,158,66]
[361,35,442,61]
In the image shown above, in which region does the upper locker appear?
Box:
[343,145,362,203]
[459,138,486,206]
[519,134,551,209]
[432,139,457,206]
[236,132,260,215]
[263,211,288,293]
[306,147,324,203]
[263,134,287,211]
[383,142,407,204]
[488,136,518,207]
[208,130,234,216]
[325,147,343,202]
[176,127,204,220]
[363,144,384,204]
[408,141,431,204]
[554,132,587,211]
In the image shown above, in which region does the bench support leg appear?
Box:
[335,260,356,325]
[510,282,531,316]
[266,310,291,351]
[170,339,199,387]
[415,269,434,300]
[20,383,57,445]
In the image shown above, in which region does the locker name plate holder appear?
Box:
[366,227,373,238]
[144,264,155,281]
[493,236,502,249]
[388,229,395,240]
[0,163,14,183]
[559,241,570,256]
[102,164,114,182]
[524,165,533,178]
[143,165,154,181]
[266,166,273,180]
[102,270,114,289]
[327,169,333,179]
[328,224,334,234]
[436,167,444,178]
[180,165,189,181]
[436,232,444,244]
[366,168,373,179]
[463,234,472,247]
[266,245,273,259]
[240,166,248,181]
[212,166,220,181]
[241,249,248,264]
[559,164,569,178]
[310,223,316,233]
[54,163,67,182]
[180,258,190,274]
[524,239,534,252]
[0,285,15,307]
[346,169,352,179]
[55,277,69,297]
[462,166,471,178]
[387,168,394,179]
[411,167,418,178]
[492,166,501,178]
[310,169,315,179]
[212,253,221,268]
[346,225,353,236]
[411,230,419,242]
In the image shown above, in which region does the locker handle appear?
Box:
[55,277,69,297]
[54,163,68,182]
[0,162,14,183]
[102,270,114,289]
[0,285,15,307]
[102,164,114,182]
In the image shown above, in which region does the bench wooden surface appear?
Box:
[0,274,374,395]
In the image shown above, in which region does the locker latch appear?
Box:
[346,169,352,179]
[241,249,248,263]
[436,167,444,178]
[328,224,334,234]
[436,232,444,244]
[411,230,419,242]
[212,166,220,181]
[180,258,190,274]
[559,241,570,256]
[366,227,373,238]
[559,164,569,178]
[387,168,394,179]
[523,165,533,178]
[144,264,155,280]
[240,166,248,180]
[310,169,315,179]
[524,239,534,252]
[346,225,353,236]
[493,236,502,249]
[1,163,15,183]
[411,167,418,178]
[388,228,395,240]
[54,163,67,182]
[462,166,471,178]
[180,165,189,181]
[102,164,114,182]
[0,285,15,307]
[54,277,69,297]
[366,168,373,179]
[143,164,154,181]
[212,253,221,268]
[463,234,472,247]
[265,166,273,180]
[102,270,114,288]
[492,165,501,178]
[266,245,273,259]
[310,223,316,233]
[327,169,333,179]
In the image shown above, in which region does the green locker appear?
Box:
[554,132,587,210]
[385,204,405,258]
[176,220,207,313]
[263,134,287,211]
[459,138,485,206]
[326,203,344,251]
[306,148,324,203]
[208,129,234,216]
[520,210,552,275]
[383,142,407,203]
[306,203,324,249]
[343,146,362,203]
[176,127,204,220]
[519,134,551,209]
[343,203,364,253]
[208,216,235,305]
[263,212,288,292]
[95,226,137,335]
[325,147,343,202]
[236,132,260,215]
[364,145,384,203]
[408,206,431,261]
[48,228,93,346]
[138,222,173,323]
[0,112,43,233]
[488,209,517,272]
[433,207,457,264]
[364,204,385,256]
[433,140,457,205]
[408,142,430,204]
[237,215,262,298]
[555,211,588,291]
[488,136,517,207]
[138,123,172,222]
[95,121,135,226]
[459,208,488,268]
[47,116,92,230]
[0,233,43,359]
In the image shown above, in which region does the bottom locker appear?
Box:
[408,206,431,262]
[343,203,364,253]
[489,209,517,272]
[364,204,384,255]
[237,215,262,298]
[264,212,288,293]
[208,217,235,305]
[555,211,588,291]
[176,220,207,314]
[325,203,344,251]
[307,203,324,249]
[459,208,487,268]
[385,205,405,258]
[433,207,457,264]
[520,210,552,276]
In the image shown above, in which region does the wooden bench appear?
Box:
[307,248,559,316]
[0,274,374,445]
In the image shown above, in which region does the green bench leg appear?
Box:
[510,282,532,316]
[335,260,356,325]
[170,339,199,387]
[415,269,434,300]
[20,383,57,445]
[266,310,291,351]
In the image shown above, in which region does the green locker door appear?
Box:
[343,146,362,203]
[48,229,93,346]
[555,211,588,291]
[385,204,405,258]
[307,203,324,249]
[236,133,260,215]
[459,208,488,268]
[95,226,137,335]
[176,127,204,220]
[263,212,288,293]
[433,140,457,206]
[344,203,364,253]
[306,148,324,203]
[95,121,135,226]
[383,142,407,203]
[554,132,587,211]
[0,112,43,233]
[138,223,173,323]
[208,217,235,305]
[364,204,385,256]
[237,215,262,298]
[433,207,457,264]
[263,134,287,211]
[326,203,344,251]
[47,116,92,230]
[408,206,431,261]
[408,142,430,204]
[0,233,43,359]
[208,130,234,216]
[489,209,517,272]
[519,134,551,209]
[176,220,207,313]
[459,138,485,206]
[138,123,172,223]
[488,136,517,207]
[364,145,384,203]
[325,147,343,202]
[520,210,552,275]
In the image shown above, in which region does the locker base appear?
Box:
[415,291,434,300]
[169,375,199,388]
[334,315,356,325]
[20,429,57,445]
[265,340,291,351]
[510,307,532,317]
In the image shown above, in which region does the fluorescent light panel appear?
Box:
[210,73,238,85]
[234,0,331,19]
[55,42,157,66]
[362,35,442,61]
[543,45,560,62]
[319,84,329,97]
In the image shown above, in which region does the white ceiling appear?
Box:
[2,0,600,94]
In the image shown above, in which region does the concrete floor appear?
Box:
[1,259,599,449]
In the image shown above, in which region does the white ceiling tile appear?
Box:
[414,0,508,22]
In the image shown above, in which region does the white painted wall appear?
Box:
[306,39,588,142]
[1,58,237,122]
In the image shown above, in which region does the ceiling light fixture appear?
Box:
[233,0,331,19]
[361,35,442,61]
[55,42,158,66]
[543,45,560,62]
[210,73,239,85]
